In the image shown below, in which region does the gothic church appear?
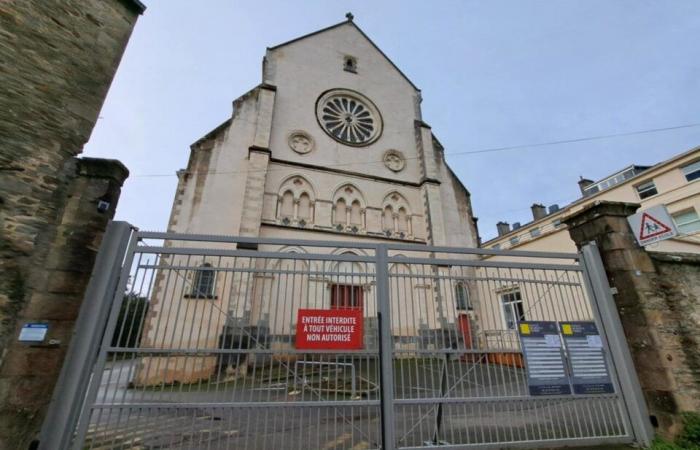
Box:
[137,17,481,385]
[167,16,478,248]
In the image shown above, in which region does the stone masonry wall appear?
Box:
[649,253,700,409]
[0,159,128,449]
[0,0,141,352]
[0,1,142,448]
[565,201,700,439]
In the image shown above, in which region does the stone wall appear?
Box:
[564,201,700,439]
[649,253,700,409]
[0,0,141,348]
[0,159,129,449]
[0,1,142,448]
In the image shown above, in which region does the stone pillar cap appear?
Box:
[563,200,640,228]
[77,157,129,185]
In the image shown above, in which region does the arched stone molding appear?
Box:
[276,175,316,226]
[331,184,367,231]
[382,191,413,237]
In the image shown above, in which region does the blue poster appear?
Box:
[518,321,571,396]
[560,322,614,395]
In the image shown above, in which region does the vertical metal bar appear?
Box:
[580,242,654,447]
[376,244,396,450]
[38,221,134,450]
[71,228,141,449]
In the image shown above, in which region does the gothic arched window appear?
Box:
[398,207,409,233]
[332,184,365,231]
[298,193,311,220]
[350,200,362,226]
[280,190,294,218]
[383,206,394,231]
[382,192,412,236]
[276,177,316,225]
[192,263,215,298]
[334,199,347,225]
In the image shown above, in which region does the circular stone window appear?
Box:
[316,89,383,146]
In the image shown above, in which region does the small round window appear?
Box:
[316,89,383,146]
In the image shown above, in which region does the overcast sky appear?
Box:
[84,0,700,241]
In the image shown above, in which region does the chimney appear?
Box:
[578,176,594,196]
[496,221,510,236]
[531,203,547,221]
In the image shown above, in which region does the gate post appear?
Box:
[37,221,134,450]
[581,242,654,447]
[376,244,396,450]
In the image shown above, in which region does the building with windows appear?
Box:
[474,147,700,353]
[136,17,480,384]
[484,146,700,254]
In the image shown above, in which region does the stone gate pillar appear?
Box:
[564,200,698,438]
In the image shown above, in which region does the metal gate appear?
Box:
[39,222,652,449]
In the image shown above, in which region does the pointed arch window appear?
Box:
[298,193,311,220]
[189,263,215,299]
[455,282,470,311]
[397,207,409,233]
[334,199,347,225]
[350,200,362,226]
[383,206,394,231]
[280,190,294,218]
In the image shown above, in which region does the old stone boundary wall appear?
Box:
[565,201,700,439]
[0,1,142,448]
[649,253,700,410]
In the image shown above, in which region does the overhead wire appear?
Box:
[129,121,700,178]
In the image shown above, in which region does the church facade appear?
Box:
[167,18,477,247]
[137,18,480,384]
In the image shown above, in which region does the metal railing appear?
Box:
[38,223,652,449]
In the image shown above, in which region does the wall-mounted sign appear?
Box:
[560,322,614,395]
[18,323,48,342]
[518,321,571,396]
[296,308,363,350]
[627,205,678,246]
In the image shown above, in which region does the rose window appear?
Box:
[316,89,382,146]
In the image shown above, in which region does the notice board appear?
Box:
[296,308,363,350]
[560,321,614,394]
[518,321,572,396]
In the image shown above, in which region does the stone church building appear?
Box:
[167,16,477,246]
[138,17,479,384]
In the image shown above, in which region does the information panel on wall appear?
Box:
[518,321,571,396]
[560,321,614,394]
[296,308,363,350]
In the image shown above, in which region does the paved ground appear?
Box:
[81,359,630,449]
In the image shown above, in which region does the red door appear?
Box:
[458,313,473,349]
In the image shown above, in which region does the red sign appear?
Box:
[296,308,363,350]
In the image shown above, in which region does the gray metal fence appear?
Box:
[39,222,652,450]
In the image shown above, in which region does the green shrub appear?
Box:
[650,438,682,450]
[676,412,700,449]
[649,412,700,450]
[110,294,148,348]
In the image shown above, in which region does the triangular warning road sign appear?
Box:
[639,212,672,240]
